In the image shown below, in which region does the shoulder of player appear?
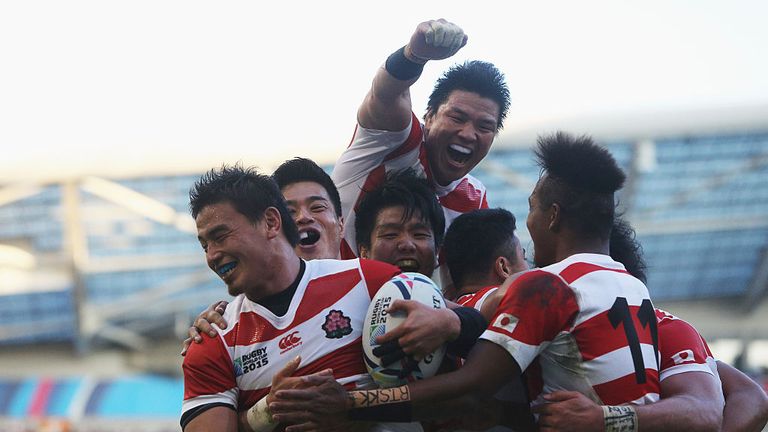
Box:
[500,269,576,305]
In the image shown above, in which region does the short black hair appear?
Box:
[443,208,518,287]
[534,132,626,238]
[355,169,445,252]
[609,217,647,283]
[427,60,510,130]
[272,157,342,217]
[190,164,299,247]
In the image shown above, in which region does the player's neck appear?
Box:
[244,248,302,302]
[556,236,610,263]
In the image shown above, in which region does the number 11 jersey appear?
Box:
[480,253,660,406]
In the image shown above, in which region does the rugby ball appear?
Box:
[363,272,447,388]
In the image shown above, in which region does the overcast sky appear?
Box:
[2,0,767,182]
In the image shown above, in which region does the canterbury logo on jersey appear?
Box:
[234,346,269,377]
[279,331,302,354]
[671,349,696,365]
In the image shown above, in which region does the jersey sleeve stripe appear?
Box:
[383,113,423,162]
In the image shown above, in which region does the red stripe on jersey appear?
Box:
[439,178,485,213]
[183,335,236,400]
[559,262,629,284]
[480,192,489,209]
[490,271,578,346]
[238,337,368,409]
[353,165,386,213]
[575,306,658,361]
[340,239,357,260]
[456,285,498,308]
[224,269,362,346]
[593,368,659,405]
[359,258,402,298]
[384,113,424,162]
[418,142,432,180]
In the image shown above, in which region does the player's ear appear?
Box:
[548,203,561,232]
[495,256,512,279]
[263,207,282,239]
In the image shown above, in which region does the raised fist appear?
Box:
[406,19,468,63]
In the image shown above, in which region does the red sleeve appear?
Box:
[658,315,712,377]
[182,334,237,401]
[358,258,402,298]
[480,191,489,209]
[488,270,579,347]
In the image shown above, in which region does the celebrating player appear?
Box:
[534,217,768,432]
[180,165,472,431]
[267,132,661,430]
[332,18,510,272]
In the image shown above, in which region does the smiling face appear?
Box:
[196,201,269,297]
[359,206,437,277]
[281,181,344,260]
[423,90,500,186]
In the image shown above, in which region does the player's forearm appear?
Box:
[357,66,415,131]
[721,388,768,432]
[347,368,480,422]
[718,361,768,432]
[635,396,722,432]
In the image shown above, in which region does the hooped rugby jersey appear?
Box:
[455,285,498,310]
[181,258,400,426]
[332,113,489,259]
[481,253,661,406]
[656,308,719,383]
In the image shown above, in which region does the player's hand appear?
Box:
[270,372,349,431]
[375,299,459,361]
[406,19,467,63]
[267,356,333,405]
[533,391,603,432]
[180,300,229,356]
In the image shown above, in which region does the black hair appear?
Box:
[609,217,647,283]
[272,157,342,217]
[427,60,510,130]
[534,132,626,238]
[190,164,299,247]
[443,208,518,287]
[355,169,445,252]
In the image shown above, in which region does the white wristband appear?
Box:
[246,396,276,432]
[603,405,638,432]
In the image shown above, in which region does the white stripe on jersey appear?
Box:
[583,343,660,385]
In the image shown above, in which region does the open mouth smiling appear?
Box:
[448,144,472,164]
[217,261,237,277]
[299,229,321,247]
[395,258,420,273]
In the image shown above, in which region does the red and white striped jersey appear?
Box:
[181,258,400,425]
[332,113,489,259]
[456,285,498,310]
[656,308,719,382]
[480,253,660,406]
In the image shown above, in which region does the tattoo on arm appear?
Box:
[350,386,411,408]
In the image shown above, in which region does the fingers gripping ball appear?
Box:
[363,272,447,388]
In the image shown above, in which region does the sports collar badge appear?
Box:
[322,309,352,339]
